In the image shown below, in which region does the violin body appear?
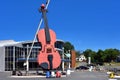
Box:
[37,29,61,70]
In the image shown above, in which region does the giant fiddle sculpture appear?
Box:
[37,3,61,70]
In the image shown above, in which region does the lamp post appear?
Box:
[62,47,65,72]
[68,50,71,69]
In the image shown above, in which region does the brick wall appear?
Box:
[71,50,76,68]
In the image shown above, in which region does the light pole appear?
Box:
[62,47,65,72]
[68,50,71,69]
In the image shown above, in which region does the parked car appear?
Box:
[75,66,89,70]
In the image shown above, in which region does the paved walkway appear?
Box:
[0,71,109,80]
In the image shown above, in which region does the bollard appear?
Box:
[109,72,115,79]
[56,71,61,78]
[46,71,50,78]
[66,69,71,75]
[51,71,55,77]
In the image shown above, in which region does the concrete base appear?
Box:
[10,75,66,78]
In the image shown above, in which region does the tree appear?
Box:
[96,49,105,62]
[63,41,74,53]
[96,48,120,63]
[104,48,120,62]
[83,49,96,63]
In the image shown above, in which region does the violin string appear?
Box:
[26,0,50,68]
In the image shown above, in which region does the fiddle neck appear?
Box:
[41,4,51,43]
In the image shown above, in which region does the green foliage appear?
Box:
[82,48,120,63]
[63,41,120,63]
[63,41,74,53]
[83,49,96,63]
[96,49,105,62]
[104,49,120,62]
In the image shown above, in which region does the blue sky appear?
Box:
[0,0,120,51]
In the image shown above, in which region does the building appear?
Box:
[0,40,64,72]
[76,54,86,62]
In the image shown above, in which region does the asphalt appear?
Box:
[0,70,110,80]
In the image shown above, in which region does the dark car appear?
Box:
[75,66,89,70]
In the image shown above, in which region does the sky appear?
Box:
[0,0,120,51]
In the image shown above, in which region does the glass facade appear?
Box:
[4,41,64,71]
[5,46,13,71]
[55,41,64,50]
